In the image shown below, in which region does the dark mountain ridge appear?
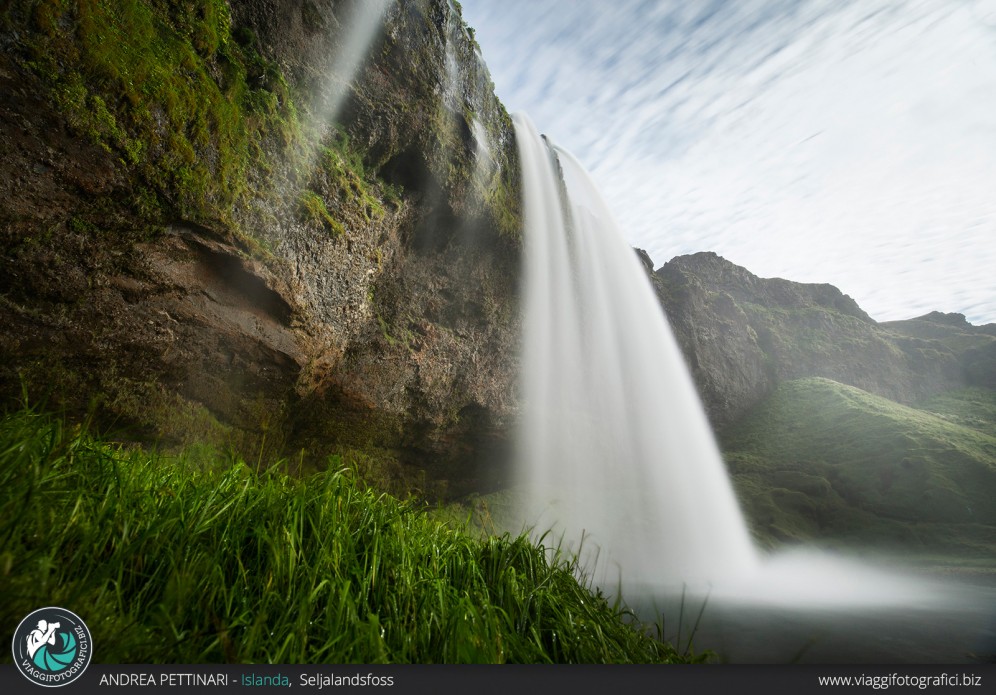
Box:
[645,250,993,432]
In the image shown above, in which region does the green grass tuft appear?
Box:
[0,407,686,663]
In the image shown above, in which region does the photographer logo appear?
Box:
[12,607,92,687]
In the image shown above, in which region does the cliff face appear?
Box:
[0,0,519,497]
[647,252,991,430]
[882,312,996,390]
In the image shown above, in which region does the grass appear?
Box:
[915,388,996,435]
[722,378,996,558]
[0,406,687,664]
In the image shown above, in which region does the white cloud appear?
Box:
[461,0,996,323]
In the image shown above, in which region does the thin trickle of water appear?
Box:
[317,0,392,125]
[471,119,493,190]
[512,113,759,593]
[443,35,462,114]
[279,0,390,217]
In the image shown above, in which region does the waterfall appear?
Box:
[509,113,990,660]
[512,113,758,593]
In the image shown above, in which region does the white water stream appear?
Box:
[513,113,758,592]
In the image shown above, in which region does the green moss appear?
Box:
[17,0,302,232]
[3,348,300,474]
[315,131,393,222]
[470,110,522,241]
[129,185,166,220]
[366,283,407,349]
[486,164,522,241]
[329,444,415,499]
[67,215,99,235]
[376,312,397,346]
[297,189,344,236]
[15,0,520,249]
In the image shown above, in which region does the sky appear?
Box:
[459,0,996,324]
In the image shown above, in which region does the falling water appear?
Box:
[315,0,392,126]
[278,0,390,217]
[471,119,494,192]
[511,113,995,661]
[513,113,758,591]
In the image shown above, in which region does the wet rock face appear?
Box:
[646,252,984,430]
[230,0,521,494]
[0,0,520,497]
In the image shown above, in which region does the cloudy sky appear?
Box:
[460,0,996,324]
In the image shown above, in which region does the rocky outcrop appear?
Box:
[646,252,990,430]
[883,312,996,389]
[0,0,519,497]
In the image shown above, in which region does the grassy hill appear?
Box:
[722,378,996,560]
[0,407,687,664]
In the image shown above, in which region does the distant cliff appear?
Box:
[643,251,995,430]
[0,0,520,497]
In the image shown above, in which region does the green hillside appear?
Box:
[722,379,996,559]
[916,388,996,435]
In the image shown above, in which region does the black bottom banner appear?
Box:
[0,664,992,695]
